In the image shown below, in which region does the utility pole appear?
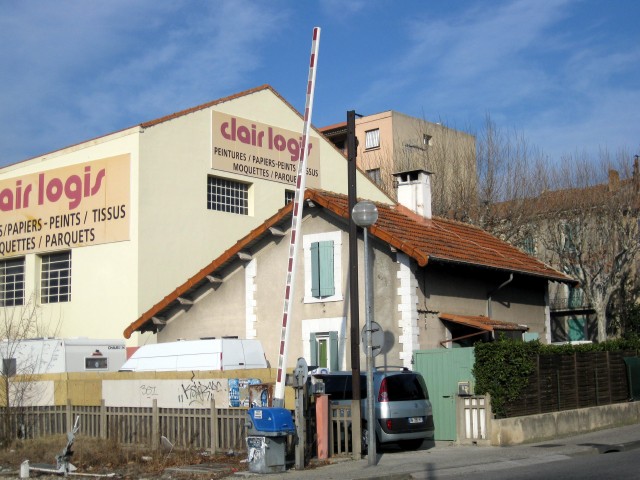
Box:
[347,110,362,458]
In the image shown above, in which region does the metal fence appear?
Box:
[1,399,248,452]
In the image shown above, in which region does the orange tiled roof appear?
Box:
[309,190,572,280]
[439,313,528,331]
[124,189,573,338]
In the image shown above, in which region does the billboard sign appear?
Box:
[212,112,320,187]
[0,154,130,258]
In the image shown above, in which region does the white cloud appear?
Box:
[0,0,286,164]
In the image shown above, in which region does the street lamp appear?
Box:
[351,200,379,465]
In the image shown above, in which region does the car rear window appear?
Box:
[319,375,367,400]
[385,374,429,401]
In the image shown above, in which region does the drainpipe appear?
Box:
[487,274,514,318]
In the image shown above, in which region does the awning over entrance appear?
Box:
[439,313,529,347]
[439,313,529,332]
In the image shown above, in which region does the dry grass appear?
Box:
[0,436,248,478]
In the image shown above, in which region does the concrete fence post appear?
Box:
[100,400,107,439]
[210,398,218,454]
[66,400,72,433]
[151,399,159,450]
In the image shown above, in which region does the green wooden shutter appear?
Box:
[329,331,339,371]
[568,316,586,341]
[309,333,318,366]
[318,240,335,296]
[310,242,320,297]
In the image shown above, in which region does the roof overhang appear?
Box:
[439,313,529,332]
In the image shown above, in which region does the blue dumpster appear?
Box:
[246,407,295,474]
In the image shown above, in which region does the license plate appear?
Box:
[408,417,424,424]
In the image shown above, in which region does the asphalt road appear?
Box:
[412,448,640,479]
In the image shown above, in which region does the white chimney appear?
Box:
[393,169,432,219]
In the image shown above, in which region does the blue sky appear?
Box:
[1,0,638,168]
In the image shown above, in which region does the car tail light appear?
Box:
[386,419,393,430]
[378,378,389,402]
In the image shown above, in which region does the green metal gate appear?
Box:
[413,348,475,441]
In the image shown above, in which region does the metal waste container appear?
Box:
[246,407,295,474]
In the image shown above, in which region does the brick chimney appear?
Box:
[393,169,432,219]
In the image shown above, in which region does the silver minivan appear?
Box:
[313,367,434,450]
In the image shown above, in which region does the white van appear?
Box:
[0,338,127,374]
[119,338,268,372]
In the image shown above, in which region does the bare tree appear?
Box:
[0,295,60,445]
[357,114,477,220]
[534,150,640,342]
[472,116,639,342]
[474,115,550,244]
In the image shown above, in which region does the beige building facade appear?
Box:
[0,86,390,345]
[320,111,477,218]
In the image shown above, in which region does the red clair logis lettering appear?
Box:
[220,116,313,162]
[0,165,106,212]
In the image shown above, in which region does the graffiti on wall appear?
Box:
[103,378,271,409]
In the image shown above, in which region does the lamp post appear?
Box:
[351,200,378,465]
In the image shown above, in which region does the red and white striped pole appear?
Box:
[273,27,320,406]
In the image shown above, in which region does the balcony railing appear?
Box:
[550,295,593,312]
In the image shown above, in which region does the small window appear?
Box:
[2,358,16,376]
[568,315,587,341]
[207,176,249,215]
[310,331,339,371]
[0,257,25,307]
[423,134,433,146]
[365,129,380,149]
[366,168,381,186]
[41,251,71,304]
[85,356,108,370]
[285,190,295,205]
[310,240,335,297]
[522,235,536,255]
[563,223,577,254]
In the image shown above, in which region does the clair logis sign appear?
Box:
[0,154,130,258]
[212,112,321,187]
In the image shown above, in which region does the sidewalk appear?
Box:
[234,424,640,480]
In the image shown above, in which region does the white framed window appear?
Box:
[303,231,343,303]
[365,129,380,149]
[302,317,346,371]
[207,176,249,215]
[0,257,25,307]
[310,332,339,370]
[41,251,71,304]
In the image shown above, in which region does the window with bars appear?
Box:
[41,251,71,304]
[207,176,249,215]
[365,129,380,149]
[0,257,25,307]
